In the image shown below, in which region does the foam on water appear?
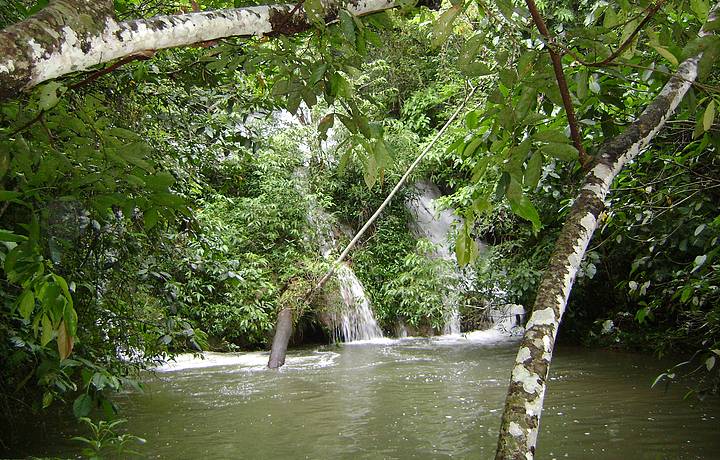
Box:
[156,351,340,372]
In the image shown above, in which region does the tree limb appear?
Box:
[0,0,436,100]
[495,4,719,459]
[524,0,589,166]
[580,0,667,68]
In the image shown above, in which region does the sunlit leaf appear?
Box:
[703,100,715,131]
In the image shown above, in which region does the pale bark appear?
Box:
[0,0,406,99]
[495,5,719,459]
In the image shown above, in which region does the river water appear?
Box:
[6,332,720,459]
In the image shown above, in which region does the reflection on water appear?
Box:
[4,334,719,459]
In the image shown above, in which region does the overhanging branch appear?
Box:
[0,0,428,100]
[524,0,589,166]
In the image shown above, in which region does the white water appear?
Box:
[331,264,385,342]
[405,180,465,334]
[283,108,384,344]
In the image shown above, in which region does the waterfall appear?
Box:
[282,108,384,343]
[405,180,465,334]
[331,264,384,342]
[306,202,385,342]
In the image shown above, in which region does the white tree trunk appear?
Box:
[0,0,402,99]
[495,5,719,459]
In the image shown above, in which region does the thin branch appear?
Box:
[69,50,156,91]
[584,0,667,68]
[5,51,155,138]
[524,0,590,166]
[311,86,478,299]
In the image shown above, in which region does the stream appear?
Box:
[5,331,720,459]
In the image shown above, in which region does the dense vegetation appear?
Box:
[0,0,718,454]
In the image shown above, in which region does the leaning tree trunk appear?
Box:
[495,5,719,459]
[0,0,416,100]
[268,307,294,369]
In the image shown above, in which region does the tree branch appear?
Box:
[524,0,590,166]
[581,0,667,68]
[0,0,437,100]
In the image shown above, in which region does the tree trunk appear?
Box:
[494,5,719,459]
[0,0,411,100]
[267,307,293,369]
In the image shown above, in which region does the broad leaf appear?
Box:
[540,142,579,161]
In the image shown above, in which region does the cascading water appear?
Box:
[306,203,385,342]
[284,108,384,343]
[405,180,466,334]
[331,264,384,342]
[405,180,527,336]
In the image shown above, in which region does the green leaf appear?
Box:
[42,392,53,409]
[432,6,461,48]
[516,51,537,80]
[703,100,715,132]
[463,137,483,157]
[472,197,491,215]
[41,314,54,346]
[363,144,377,189]
[462,62,493,77]
[540,142,579,161]
[73,394,93,418]
[144,208,160,229]
[0,229,27,242]
[495,0,513,20]
[445,137,465,154]
[145,172,175,191]
[706,355,716,371]
[455,224,476,267]
[498,68,517,88]
[339,10,356,44]
[603,6,618,28]
[524,151,542,189]
[650,44,678,66]
[52,274,72,302]
[310,63,328,85]
[318,113,334,141]
[515,87,537,121]
[690,0,710,22]
[471,157,490,183]
[0,190,21,201]
[506,178,541,231]
[38,82,64,111]
[532,129,569,143]
[18,290,35,320]
[304,0,325,26]
[465,111,480,129]
[64,305,78,337]
[576,70,588,100]
[458,34,483,68]
[337,114,357,134]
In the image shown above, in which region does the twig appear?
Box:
[583,0,667,68]
[69,50,156,91]
[524,0,590,166]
